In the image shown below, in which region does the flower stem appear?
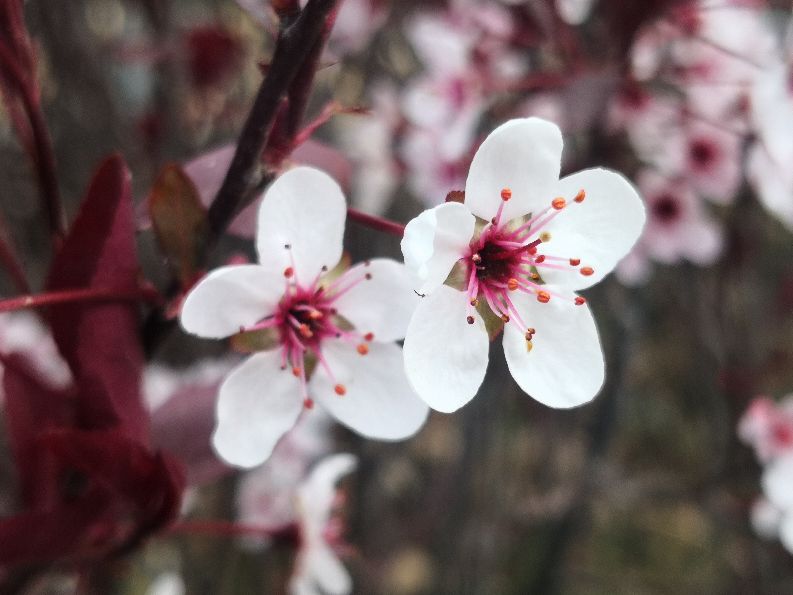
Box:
[0,286,162,313]
[207,0,342,243]
[346,208,405,237]
[0,39,66,245]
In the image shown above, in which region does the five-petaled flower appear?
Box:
[401,117,646,412]
[180,166,429,468]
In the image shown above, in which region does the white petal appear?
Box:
[750,498,782,540]
[212,352,303,468]
[257,167,346,281]
[504,289,604,408]
[538,168,646,291]
[556,0,593,24]
[297,453,357,540]
[401,202,474,294]
[311,340,429,440]
[780,513,793,555]
[180,265,284,339]
[331,259,419,342]
[465,118,563,223]
[305,544,352,595]
[762,453,793,511]
[402,285,489,412]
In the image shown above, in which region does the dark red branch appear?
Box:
[346,207,405,237]
[0,286,162,313]
[206,0,341,243]
[168,519,298,541]
[0,39,66,243]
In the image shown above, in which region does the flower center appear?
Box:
[651,193,681,224]
[688,138,717,169]
[463,188,592,350]
[240,249,376,409]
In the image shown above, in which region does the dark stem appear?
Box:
[206,0,341,243]
[346,208,405,237]
[0,286,162,313]
[0,40,66,244]
[0,217,30,293]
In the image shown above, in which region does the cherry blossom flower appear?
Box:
[290,453,356,595]
[400,117,645,412]
[616,169,722,283]
[237,413,333,544]
[739,396,793,464]
[180,166,429,467]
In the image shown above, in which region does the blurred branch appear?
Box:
[346,208,405,237]
[0,39,66,245]
[0,216,30,293]
[0,285,162,313]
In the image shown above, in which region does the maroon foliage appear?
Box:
[185,25,244,90]
[44,155,148,442]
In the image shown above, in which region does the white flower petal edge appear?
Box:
[291,454,357,595]
[257,166,347,281]
[540,168,646,291]
[401,201,475,294]
[504,289,604,408]
[403,285,489,412]
[311,340,429,440]
[180,264,284,339]
[780,513,793,554]
[299,544,352,595]
[762,453,793,511]
[332,259,419,342]
[465,117,563,222]
[212,352,304,468]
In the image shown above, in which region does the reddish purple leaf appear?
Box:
[1,352,74,508]
[45,155,148,442]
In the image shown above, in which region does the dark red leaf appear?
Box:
[45,155,148,442]
[1,352,74,508]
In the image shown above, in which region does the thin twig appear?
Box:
[346,208,405,237]
[207,0,341,243]
[0,39,66,244]
[0,286,162,313]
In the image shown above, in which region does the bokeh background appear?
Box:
[2,0,793,593]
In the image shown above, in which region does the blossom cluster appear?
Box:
[740,396,793,552]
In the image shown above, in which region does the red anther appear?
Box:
[466,315,475,325]
[303,397,314,409]
[580,266,594,276]
[501,187,512,201]
[527,327,535,335]
[575,296,586,306]
[472,254,482,263]
[552,197,566,210]
[574,189,586,203]
[524,331,533,340]
[283,267,294,278]
[308,310,323,320]
[365,273,373,280]
[334,384,347,396]
[501,314,510,323]
[537,291,551,303]
[490,217,497,225]
[470,298,479,307]
[535,255,546,264]
[528,246,538,255]
[363,332,374,341]
[292,366,301,377]
[357,343,369,355]
[507,278,519,291]
[569,258,581,266]
[299,323,313,338]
